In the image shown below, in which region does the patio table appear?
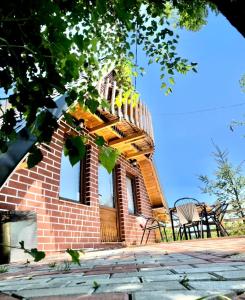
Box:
[169,203,212,241]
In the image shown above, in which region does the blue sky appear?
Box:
[137,11,245,207]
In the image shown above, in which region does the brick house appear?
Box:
[0,70,168,257]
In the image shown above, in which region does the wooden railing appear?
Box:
[98,79,154,141]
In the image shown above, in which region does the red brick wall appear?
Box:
[0,121,154,254]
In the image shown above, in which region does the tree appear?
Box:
[198,143,245,221]
[0,0,243,174]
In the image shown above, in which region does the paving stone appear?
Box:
[213,270,245,280]
[111,272,140,278]
[189,280,245,291]
[163,264,195,270]
[174,265,238,274]
[0,278,50,287]
[32,293,129,300]
[142,272,215,282]
[48,274,109,285]
[67,276,140,286]
[16,286,94,298]
[132,290,236,300]
[95,281,185,294]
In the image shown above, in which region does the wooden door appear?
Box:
[98,165,120,242]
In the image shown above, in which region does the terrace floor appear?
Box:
[0,237,245,300]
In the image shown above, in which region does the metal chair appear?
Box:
[174,197,204,240]
[202,201,229,237]
[136,214,168,244]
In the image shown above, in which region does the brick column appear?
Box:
[115,163,127,242]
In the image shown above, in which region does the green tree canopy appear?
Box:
[198,143,245,220]
[0,0,244,174]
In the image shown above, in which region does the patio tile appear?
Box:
[174,265,239,274]
[32,294,129,300]
[142,272,216,282]
[132,290,236,300]
[16,285,94,298]
[189,280,245,291]
[213,270,245,280]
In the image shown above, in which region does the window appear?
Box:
[59,151,83,202]
[126,175,137,214]
[98,164,114,207]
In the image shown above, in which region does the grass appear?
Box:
[0,265,8,273]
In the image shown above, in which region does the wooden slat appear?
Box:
[126,148,153,159]
[123,95,128,121]
[109,132,145,147]
[135,102,139,127]
[104,78,110,111]
[139,159,168,210]
[129,96,134,124]
[100,206,119,242]
[89,118,120,133]
[117,89,123,118]
[111,81,116,115]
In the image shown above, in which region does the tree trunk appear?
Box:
[208,0,245,38]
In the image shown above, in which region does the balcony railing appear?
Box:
[98,79,154,142]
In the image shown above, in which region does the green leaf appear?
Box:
[99,147,120,173]
[169,77,175,85]
[95,136,105,147]
[66,249,81,266]
[161,82,167,89]
[93,281,100,290]
[64,136,86,166]
[27,147,43,169]
[85,99,99,114]
[165,87,172,96]
[26,248,46,262]
[101,98,110,110]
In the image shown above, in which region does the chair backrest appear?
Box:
[136,215,147,229]
[174,198,201,225]
[213,201,228,222]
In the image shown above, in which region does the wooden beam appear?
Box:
[126,148,153,159]
[89,118,120,133]
[109,132,145,147]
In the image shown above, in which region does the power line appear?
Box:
[154,102,245,116]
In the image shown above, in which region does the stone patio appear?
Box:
[0,237,244,300]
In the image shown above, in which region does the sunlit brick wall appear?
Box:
[0,120,154,254]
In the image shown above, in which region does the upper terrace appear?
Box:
[71,71,155,162]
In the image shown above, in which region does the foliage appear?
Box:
[240,74,245,93]
[198,143,245,219]
[114,59,140,107]
[19,241,46,262]
[92,281,101,290]
[66,248,84,266]
[48,262,57,269]
[99,147,120,174]
[230,74,245,135]
[0,265,8,273]
[179,274,190,288]
[56,260,72,272]
[225,221,245,236]
[0,0,210,171]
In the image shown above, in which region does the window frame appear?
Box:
[59,151,86,204]
[98,163,116,208]
[126,173,138,215]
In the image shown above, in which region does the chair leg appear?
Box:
[159,227,164,241]
[164,227,168,242]
[141,228,146,245]
[146,230,151,244]
[188,227,191,240]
